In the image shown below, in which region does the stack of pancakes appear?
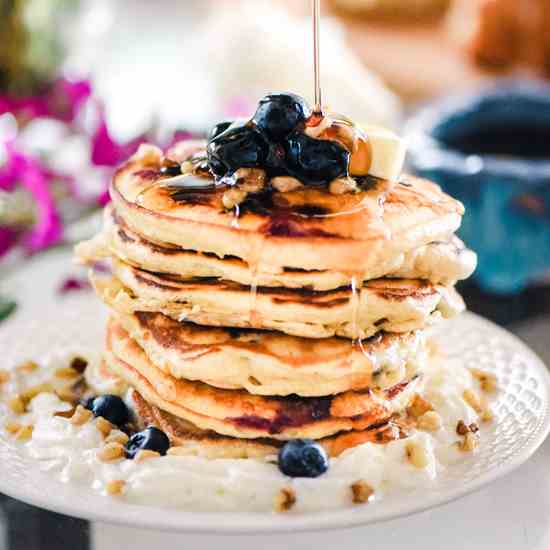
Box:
[77,142,476,459]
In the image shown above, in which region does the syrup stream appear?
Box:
[312,0,322,114]
[247,238,265,327]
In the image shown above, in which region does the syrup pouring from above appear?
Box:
[131,1,403,359]
[135,0,405,217]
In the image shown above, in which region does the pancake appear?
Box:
[76,206,477,290]
[106,320,420,440]
[94,261,464,339]
[131,390,409,459]
[109,144,464,276]
[115,311,427,397]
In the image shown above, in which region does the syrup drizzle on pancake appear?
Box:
[349,274,375,388]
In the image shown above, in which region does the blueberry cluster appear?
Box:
[207,93,350,186]
[86,395,170,458]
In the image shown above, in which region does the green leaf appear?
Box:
[0,297,17,323]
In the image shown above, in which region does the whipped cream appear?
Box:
[17,353,489,513]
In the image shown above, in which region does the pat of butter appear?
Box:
[357,124,407,182]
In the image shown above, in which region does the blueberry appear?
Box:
[91,395,129,427]
[208,120,233,141]
[82,396,96,411]
[278,439,329,478]
[285,133,349,185]
[124,427,170,459]
[253,93,311,140]
[207,124,269,177]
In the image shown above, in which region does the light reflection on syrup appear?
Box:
[135,172,218,207]
[231,203,241,229]
[247,239,267,327]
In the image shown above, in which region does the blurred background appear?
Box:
[0,1,549,546]
[2,0,550,299]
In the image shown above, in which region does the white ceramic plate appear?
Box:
[0,249,549,533]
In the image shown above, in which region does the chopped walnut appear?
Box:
[54,367,81,379]
[17,361,38,374]
[98,442,125,463]
[329,177,359,195]
[4,420,21,434]
[417,411,442,432]
[407,394,434,419]
[165,140,207,164]
[463,389,483,414]
[106,429,129,446]
[456,420,469,435]
[271,176,303,193]
[456,419,481,452]
[8,395,26,415]
[481,407,494,423]
[134,450,161,463]
[14,424,33,441]
[274,487,296,513]
[235,168,266,192]
[54,407,76,419]
[351,480,374,504]
[406,441,429,469]
[222,187,248,210]
[130,144,163,165]
[222,168,267,209]
[21,383,54,403]
[70,405,93,426]
[105,480,126,496]
[69,357,89,373]
[179,160,195,175]
[95,417,114,438]
[469,368,498,394]
[458,432,480,453]
[55,385,79,404]
[0,369,10,384]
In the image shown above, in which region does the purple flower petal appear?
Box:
[0,227,17,258]
[0,78,91,123]
[48,79,92,122]
[91,119,146,167]
[58,276,91,295]
[97,188,111,206]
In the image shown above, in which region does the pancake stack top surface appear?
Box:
[77,92,476,462]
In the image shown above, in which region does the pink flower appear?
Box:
[58,276,91,295]
[97,188,111,207]
[19,161,62,252]
[0,78,91,123]
[47,79,92,122]
[0,144,62,254]
[91,117,146,167]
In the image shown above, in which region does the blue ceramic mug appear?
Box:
[406,81,550,294]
